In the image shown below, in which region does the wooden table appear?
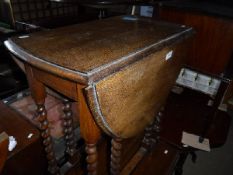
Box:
[4,16,193,175]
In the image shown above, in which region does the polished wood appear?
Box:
[85,143,98,175]
[63,99,77,157]
[86,40,191,138]
[158,6,233,76]
[32,67,79,100]
[6,16,193,83]
[78,85,101,175]
[5,16,193,174]
[25,64,60,175]
[0,132,8,172]
[110,138,122,175]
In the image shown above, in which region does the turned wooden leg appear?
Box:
[37,104,60,175]
[152,110,163,140]
[25,65,60,175]
[110,138,122,175]
[62,99,76,156]
[77,85,101,175]
[142,108,164,150]
[142,123,154,150]
[86,143,98,175]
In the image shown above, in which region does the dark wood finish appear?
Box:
[132,141,180,175]
[199,80,229,142]
[66,134,143,175]
[85,40,191,138]
[85,143,98,175]
[110,138,122,175]
[25,64,60,175]
[32,68,79,100]
[0,101,47,175]
[174,151,189,175]
[159,87,231,175]
[121,109,164,175]
[5,16,193,174]
[0,132,8,172]
[62,99,76,157]
[141,123,154,150]
[78,85,101,175]
[160,88,231,148]
[4,0,79,28]
[158,6,233,76]
[8,16,192,82]
[67,138,180,175]
[141,110,163,151]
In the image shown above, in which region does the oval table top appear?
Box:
[5,16,194,138]
[5,15,193,84]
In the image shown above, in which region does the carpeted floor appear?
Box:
[183,111,233,175]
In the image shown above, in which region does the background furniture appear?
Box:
[0,132,8,173]
[156,1,233,174]
[160,85,231,175]
[157,0,233,75]
[0,101,47,175]
[0,0,107,99]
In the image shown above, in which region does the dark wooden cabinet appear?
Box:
[0,101,47,175]
[158,6,233,75]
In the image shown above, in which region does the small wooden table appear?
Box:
[4,16,193,175]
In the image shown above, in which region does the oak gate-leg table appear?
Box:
[4,16,193,175]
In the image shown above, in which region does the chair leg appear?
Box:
[174,152,188,175]
[190,151,197,163]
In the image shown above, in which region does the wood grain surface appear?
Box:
[158,7,233,76]
[5,15,193,83]
[86,41,190,138]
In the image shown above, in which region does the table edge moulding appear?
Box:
[4,15,194,175]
